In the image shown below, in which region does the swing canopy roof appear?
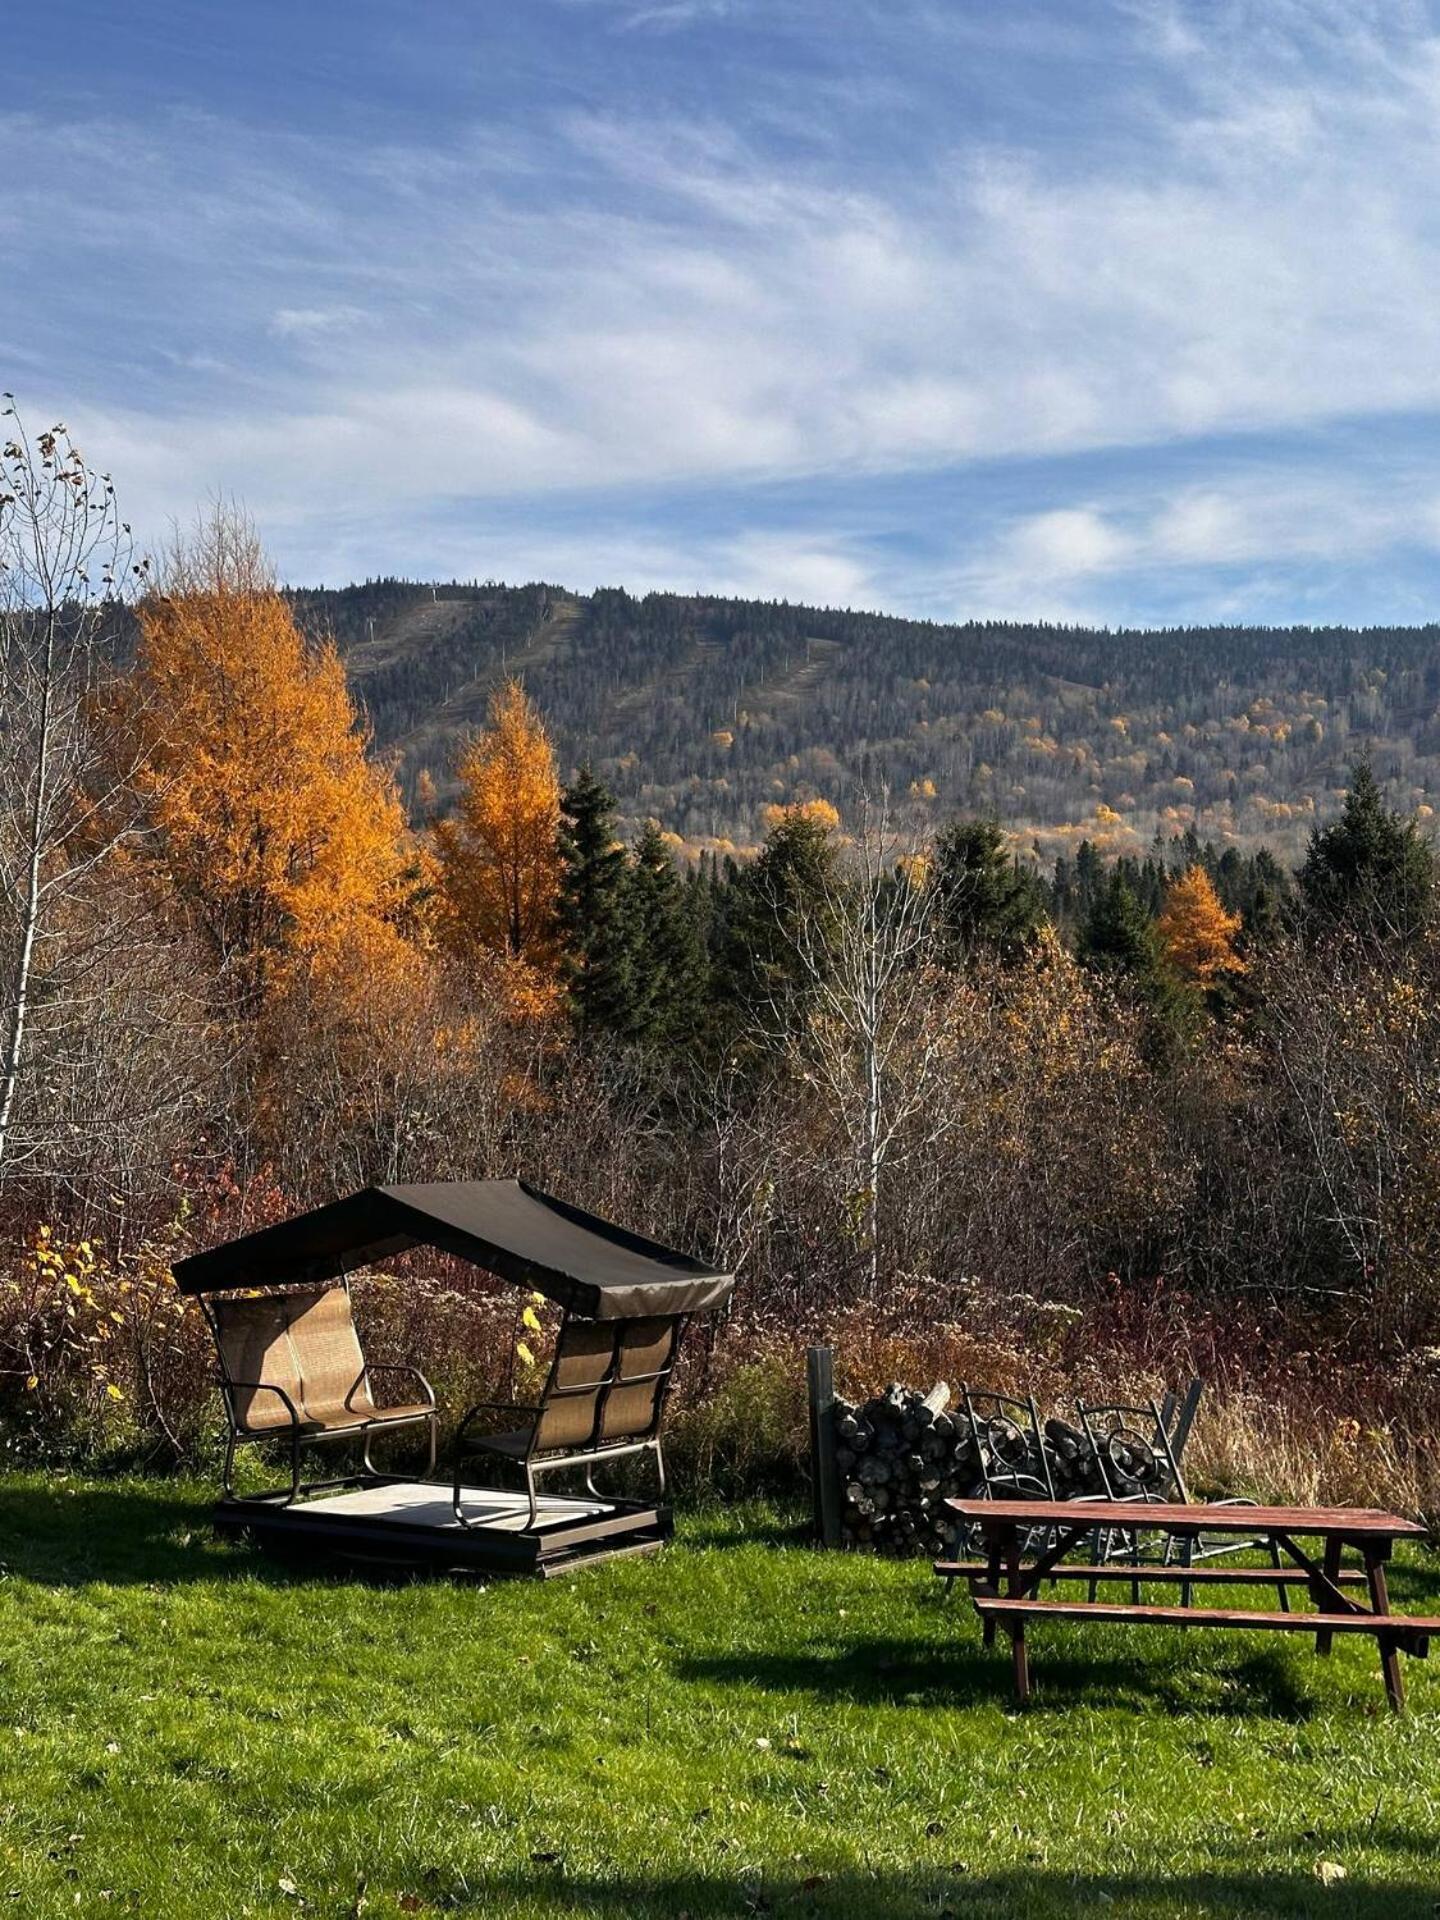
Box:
[172,1179,735,1321]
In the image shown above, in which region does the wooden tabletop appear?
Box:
[944,1497,1429,1540]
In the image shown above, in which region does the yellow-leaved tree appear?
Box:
[1157,864,1246,989]
[434,679,562,967]
[128,508,415,1002]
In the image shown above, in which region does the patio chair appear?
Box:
[204,1282,438,1503]
[452,1311,685,1531]
[1077,1396,1287,1608]
[939,1387,1058,1594]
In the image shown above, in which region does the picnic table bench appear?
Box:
[944,1497,1438,1711]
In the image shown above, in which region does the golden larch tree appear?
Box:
[129,509,415,1001]
[1157,864,1247,988]
[434,678,562,964]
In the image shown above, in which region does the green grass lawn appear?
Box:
[1,1477,1439,1918]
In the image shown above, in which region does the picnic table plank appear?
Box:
[971,1594,1439,1646]
[945,1497,1427,1538]
[933,1559,1367,1587]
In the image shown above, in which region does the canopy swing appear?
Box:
[173,1179,734,1576]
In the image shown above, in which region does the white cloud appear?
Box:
[269,306,367,340]
[11,2,1440,604]
[951,463,1440,623]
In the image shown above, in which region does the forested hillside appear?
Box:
[296,579,1440,857]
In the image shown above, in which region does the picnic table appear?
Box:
[944,1496,1437,1711]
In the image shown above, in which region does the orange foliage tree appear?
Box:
[434,679,562,967]
[1157,864,1247,989]
[128,510,415,1002]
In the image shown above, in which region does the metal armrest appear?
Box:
[454,1399,541,1447]
[363,1362,437,1410]
[223,1379,303,1433]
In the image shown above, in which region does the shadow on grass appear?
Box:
[678,1633,1318,1718]
[463,1864,1440,1918]
[0,1481,357,1590]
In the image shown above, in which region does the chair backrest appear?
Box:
[961,1385,1056,1501]
[207,1283,369,1433]
[1076,1398,1187,1504]
[532,1313,682,1457]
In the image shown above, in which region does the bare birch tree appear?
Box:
[0,400,149,1182]
[755,800,949,1295]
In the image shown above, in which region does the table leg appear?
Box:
[1010,1613,1030,1703]
[1365,1549,1404,1713]
[1315,1535,1343,1656]
[982,1527,1006,1648]
[1002,1530,1034,1702]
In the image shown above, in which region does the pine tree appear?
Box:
[716,801,841,1017]
[1157,865,1246,990]
[434,679,561,965]
[931,818,1046,962]
[1299,760,1434,943]
[1079,866,1198,1054]
[557,767,633,1034]
[626,824,706,1043]
[1077,869,1160,980]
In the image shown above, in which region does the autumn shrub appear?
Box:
[0,1222,212,1464]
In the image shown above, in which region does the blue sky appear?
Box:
[9,0,1440,625]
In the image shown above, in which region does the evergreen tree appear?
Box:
[1078,867,1198,1052]
[556,767,633,1034]
[1077,869,1160,980]
[716,803,841,1018]
[930,818,1046,962]
[626,824,706,1042]
[1299,760,1434,943]
[1073,839,1105,922]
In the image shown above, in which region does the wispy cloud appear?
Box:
[9,0,1440,621]
[269,306,367,340]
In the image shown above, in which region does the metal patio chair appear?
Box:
[451,1311,685,1531]
[203,1282,437,1503]
[938,1386,1060,1593]
[1077,1395,1287,1608]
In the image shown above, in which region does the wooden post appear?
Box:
[807,1345,842,1549]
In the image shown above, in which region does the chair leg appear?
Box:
[526,1464,540,1531]
[452,1452,472,1529]
[288,1432,301,1507]
[222,1428,237,1500]
[1180,1534,1195,1611]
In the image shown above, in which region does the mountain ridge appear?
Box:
[291,579,1440,860]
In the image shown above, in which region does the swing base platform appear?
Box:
[213,1475,672,1579]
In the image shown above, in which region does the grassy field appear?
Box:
[0,1477,1438,1918]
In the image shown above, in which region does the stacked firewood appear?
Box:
[833,1386,1118,1556]
[835,1382,979,1556]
